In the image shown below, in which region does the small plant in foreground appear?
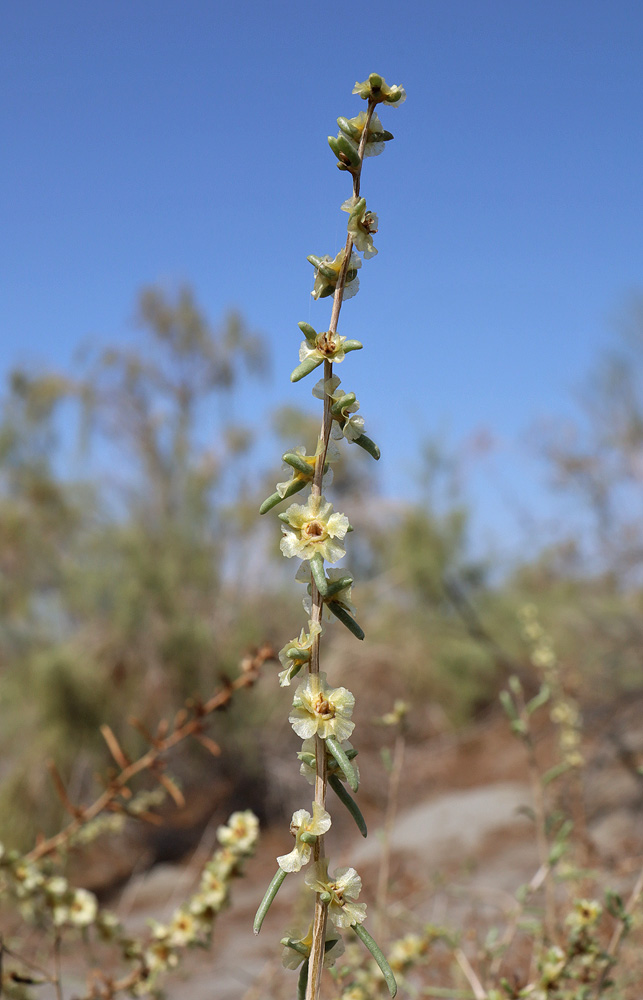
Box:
[254,73,405,1000]
[0,649,271,999]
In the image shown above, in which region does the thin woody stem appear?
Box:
[306,99,376,1000]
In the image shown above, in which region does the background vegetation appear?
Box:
[3,285,643,854]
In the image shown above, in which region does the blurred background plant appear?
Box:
[4,288,643,851]
[3,288,643,998]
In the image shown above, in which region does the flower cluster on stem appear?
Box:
[257,72,405,1000]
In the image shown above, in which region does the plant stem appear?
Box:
[305,98,376,1000]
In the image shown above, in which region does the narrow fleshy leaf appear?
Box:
[281,938,310,957]
[297,959,309,1000]
[336,134,360,167]
[353,433,380,460]
[317,261,340,279]
[254,868,287,935]
[499,690,518,722]
[298,321,318,344]
[327,601,365,641]
[329,774,367,837]
[337,116,360,139]
[342,340,363,354]
[352,923,398,998]
[291,356,324,383]
[283,451,314,475]
[328,135,342,158]
[310,552,328,596]
[331,392,357,416]
[259,479,307,515]
[287,646,310,661]
[324,574,353,598]
[526,683,551,716]
[326,735,359,792]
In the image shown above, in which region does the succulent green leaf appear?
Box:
[342,340,363,354]
[286,646,310,661]
[328,135,342,158]
[282,938,310,957]
[254,867,288,934]
[351,922,397,998]
[326,735,359,792]
[328,601,365,640]
[331,392,357,416]
[353,433,380,460]
[298,321,318,345]
[310,552,328,596]
[335,134,360,168]
[259,478,307,515]
[324,574,353,598]
[499,690,518,722]
[291,356,325,383]
[329,773,367,837]
[337,115,360,139]
[283,451,315,475]
[526,683,551,716]
[297,959,309,1000]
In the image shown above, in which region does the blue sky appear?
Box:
[3,1,643,558]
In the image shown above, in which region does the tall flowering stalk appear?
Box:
[255,73,405,1000]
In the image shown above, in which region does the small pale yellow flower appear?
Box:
[289,672,355,742]
[277,803,332,873]
[342,196,378,258]
[312,376,365,442]
[305,859,366,929]
[197,865,228,910]
[352,74,406,107]
[278,621,322,686]
[388,933,428,972]
[310,249,361,300]
[168,909,198,947]
[281,923,344,970]
[339,110,390,157]
[144,939,179,973]
[69,887,98,927]
[217,810,259,854]
[280,494,349,563]
[298,330,356,366]
[539,944,566,985]
[566,898,602,931]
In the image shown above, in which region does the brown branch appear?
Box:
[26,645,274,863]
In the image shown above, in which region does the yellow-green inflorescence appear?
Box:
[256,73,405,1000]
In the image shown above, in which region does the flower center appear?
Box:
[329,882,345,906]
[304,519,326,540]
[313,694,335,719]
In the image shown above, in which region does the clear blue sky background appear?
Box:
[3,1,643,559]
